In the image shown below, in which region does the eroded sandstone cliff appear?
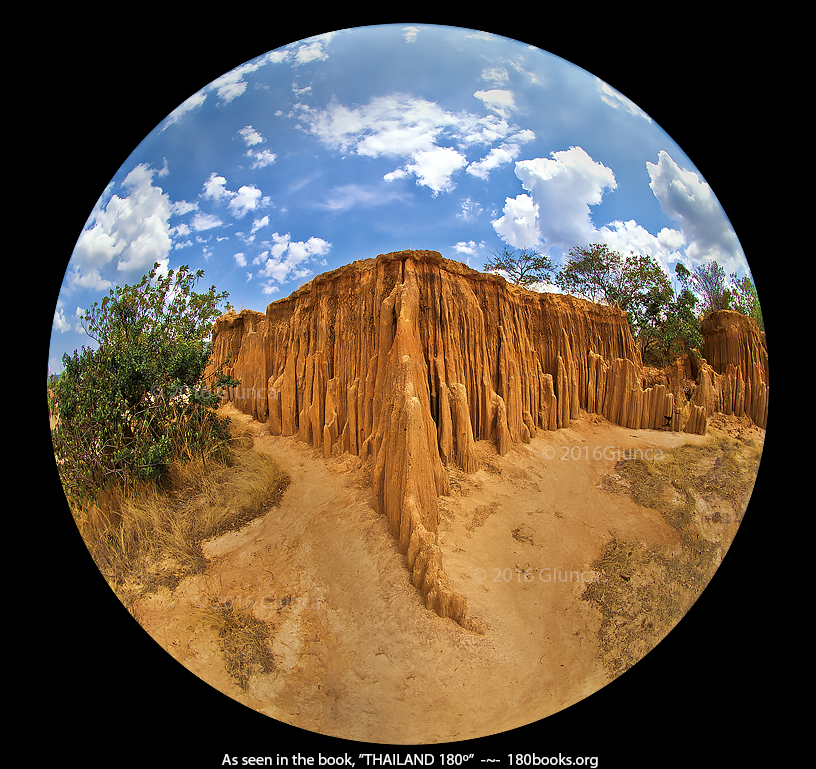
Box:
[207,250,768,629]
[697,309,769,428]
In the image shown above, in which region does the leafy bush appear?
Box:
[50,262,239,506]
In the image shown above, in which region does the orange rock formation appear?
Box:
[697,310,769,428]
[207,251,768,629]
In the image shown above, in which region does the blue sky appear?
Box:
[48,23,752,374]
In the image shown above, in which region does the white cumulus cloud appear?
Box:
[403,146,468,196]
[201,173,270,219]
[239,125,265,146]
[202,172,234,202]
[293,32,337,66]
[595,219,685,276]
[492,193,541,249]
[452,240,486,266]
[646,150,742,270]
[249,149,277,169]
[474,89,516,119]
[298,93,523,196]
[67,163,173,291]
[53,307,71,333]
[255,233,331,291]
[210,60,268,104]
[493,146,617,250]
[228,185,269,218]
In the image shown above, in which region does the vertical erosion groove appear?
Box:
[206,251,768,630]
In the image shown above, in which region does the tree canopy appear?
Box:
[684,260,732,316]
[552,244,674,353]
[483,245,554,288]
[483,242,764,365]
[728,271,764,333]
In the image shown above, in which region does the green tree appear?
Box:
[50,262,239,506]
[554,244,673,351]
[729,272,764,333]
[483,245,554,288]
[646,262,704,366]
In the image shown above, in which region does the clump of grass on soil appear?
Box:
[466,501,499,532]
[583,428,762,677]
[200,600,276,689]
[68,418,290,612]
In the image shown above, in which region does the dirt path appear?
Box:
[132,407,759,744]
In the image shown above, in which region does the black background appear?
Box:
[42,12,781,766]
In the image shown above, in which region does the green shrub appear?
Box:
[50,262,239,506]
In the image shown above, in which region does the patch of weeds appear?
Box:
[202,601,276,689]
[447,467,471,496]
[613,433,761,528]
[511,525,536,545]
[583,431,761,677]
[465,502,499,532]
[582,537,718,677]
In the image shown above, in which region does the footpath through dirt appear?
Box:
[133,404,760,743]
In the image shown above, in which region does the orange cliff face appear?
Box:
[697,309,769,429]
[205,250,768,629]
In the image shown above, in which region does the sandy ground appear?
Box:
[132,405,759,744]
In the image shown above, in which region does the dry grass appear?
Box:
[68,420,290,611]
[465,501,500,532]
[614,431,762,529]
[583,428,763,677]
[200,601,276,689]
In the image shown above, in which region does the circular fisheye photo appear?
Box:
[48,22,767,757]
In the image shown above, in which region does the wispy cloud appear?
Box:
[467,129,535,181]
[190,212,223,231]
[159,48,305,131]
[596,78,652,122]
[317,183,407,212]
[481,66,509,87]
